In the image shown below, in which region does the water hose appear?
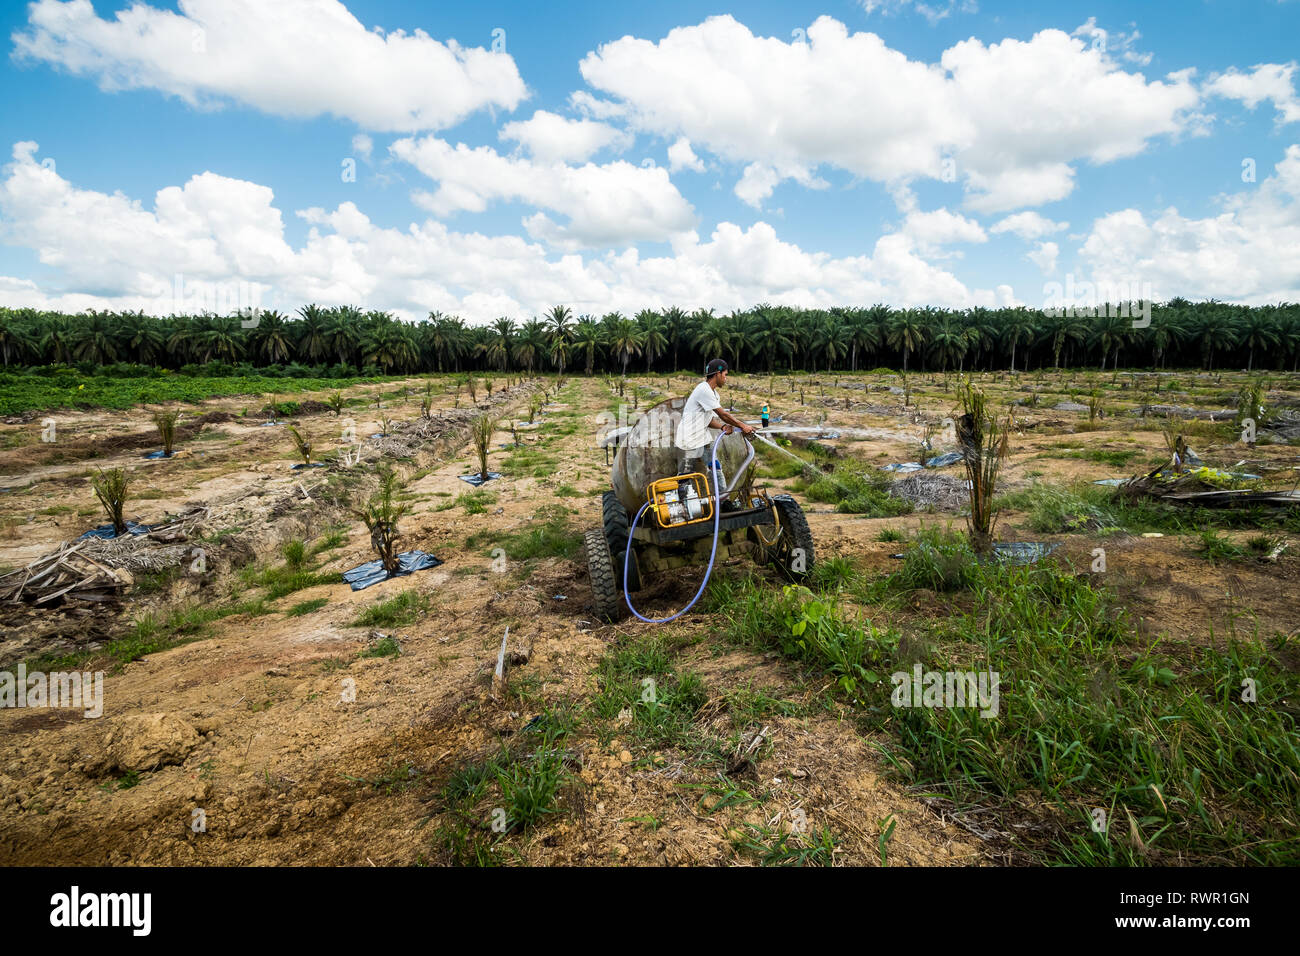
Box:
[623,430,754,624]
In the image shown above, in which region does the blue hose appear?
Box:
[623,431,730,624]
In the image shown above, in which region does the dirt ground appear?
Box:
[1,368,1297,865]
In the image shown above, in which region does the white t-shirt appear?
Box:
[676,380,722,450]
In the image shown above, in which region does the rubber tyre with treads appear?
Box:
[769,494,815,580]
[585,527,627,622]
[601,490,629,556]
[616,546,643,592]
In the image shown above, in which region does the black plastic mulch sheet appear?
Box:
[341,550,443,591]
[80,520,151,540]
[143,449,172,460]
[889,541,1061,564]
[291,462,328,470]
[458,472,502,486]
[991,542,1060,564]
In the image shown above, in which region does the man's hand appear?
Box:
[739,423,756,436]
[722,425,734,435]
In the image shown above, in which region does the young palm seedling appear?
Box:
[327,391,345,416]
[421,381,435,418]
[287,425,313,466]
[153,409,180,457]
[528,395,543,424]
[958,381,1010,555]
[1161,417,1189,467]
[1087,389,1104,423]
[1237,380,1266,431]
[91,467,131,536]
[467,377,478,404]
[472,414,497,482]
[355,467,410,575]
[918,422,937,468]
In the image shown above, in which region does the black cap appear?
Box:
[705,358,728,377]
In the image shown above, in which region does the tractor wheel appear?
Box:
[615,545,643,593]
[766,494,815,580]
[584,528,626,622]
[601,490,630,556]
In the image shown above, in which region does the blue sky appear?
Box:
[1,0,1298,322]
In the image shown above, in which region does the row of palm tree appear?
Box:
[1,298,1298,375]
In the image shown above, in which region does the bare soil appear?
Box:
[1,369,1296,865]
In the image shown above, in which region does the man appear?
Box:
[675,359,755,505]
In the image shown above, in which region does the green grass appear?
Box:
[352,589,428,628]
[501,446,560,478]
[431,704,580,865]
[465,504,582,561]
[707,548,1300,866]
[591,635,711,750]
[755,440,814,480]
[734,823,839,866]
[794,466,912,517]
[1045,448,1143,467]
[308,527,349,556]
[454,490,497,515]
[285,597,329,617]
[281,539,307,567]
[997,482,1300,536]
[358,635,402,658]
[1194,529,1248,565]
[996,483,1119,534]
[0,368,392,415]
[10,594,270,677]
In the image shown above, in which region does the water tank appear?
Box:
[610,396,754,514]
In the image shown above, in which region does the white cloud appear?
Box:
[351,134,373,161]
[12,0,527,132]
[859,0,978,25]
[667,137,705,173]
[0,141,293,296]
[577,16,1200,215]
[1071,17,1152,67]
[1204,63,1300,125]
[1026,241,1059,275]
[0,140,1011,321]
[901,207,987,251]
[389,136,695,248]
[990,211,1069,240]
[567,90,628,121]
[1077,144,1300,303]
[499,110,632,163]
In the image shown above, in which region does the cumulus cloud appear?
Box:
[498,110,632,163]
[0,140,293,297]
[1204,63,1300,125]
[576,15,1200,214]
[990,211,1069,240]
[1077,144,1300,303]
[667,137,706,173]
[389,136,696,248]
[1026,241,1059,275]
[901,208,987,252]
[12,0,526,132]
[0,141,1011,321]
[1071,17,1152,67]
[859,0,978,25]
